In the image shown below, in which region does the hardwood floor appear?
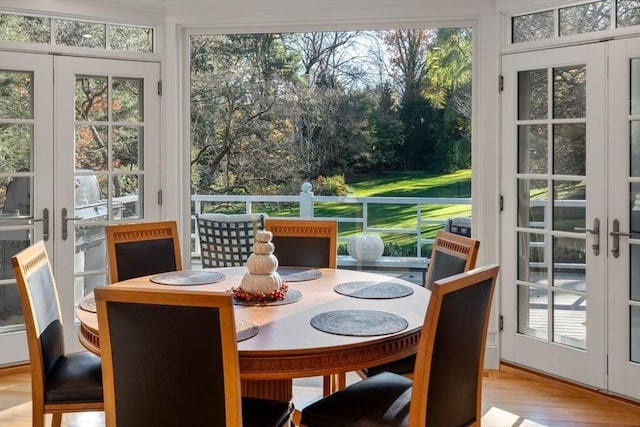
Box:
[1,364,639,426]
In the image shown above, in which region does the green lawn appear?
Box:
[208,170,472,256]
[319,170,472,255]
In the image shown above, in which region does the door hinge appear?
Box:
[498,75,504,92]
[157,190,163,206]
[499,314,504,331]
[499,195,504,212]
[157,80,163,96]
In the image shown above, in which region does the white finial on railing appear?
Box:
[300,182,314,218]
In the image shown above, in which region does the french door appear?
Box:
[501,38,640,401]
[0,52,160,363]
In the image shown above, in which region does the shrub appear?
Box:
[312,175,350,196]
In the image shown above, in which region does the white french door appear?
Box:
[0,52,160,362]
[501,38,640,401]
[607,37,640,399]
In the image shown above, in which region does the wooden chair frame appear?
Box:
[105,221,182,283]
[424,230,480,290]
[409,264,499,426]
[11,241,104,427]
[94,286,244,427]
[264,219,338,269]
[300,264,499,427]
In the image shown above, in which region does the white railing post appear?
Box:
[300,182,314,219]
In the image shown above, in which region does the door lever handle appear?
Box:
[609,219,629,258]
[574,218,600,256]
[61,207,82,241]
[34,208,49,241]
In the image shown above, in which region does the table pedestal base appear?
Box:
[241,379,293,402]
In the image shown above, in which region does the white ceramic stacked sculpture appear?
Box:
[240,229,283,294]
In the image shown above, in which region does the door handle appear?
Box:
[609,219,630,258]
[33,208,50,241]
[574,218,600,256]
[1,208,49,241]
[61,207,82,241]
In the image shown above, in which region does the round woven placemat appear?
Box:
[310,310,408,336]
[334,281,414,299]
[149,270,225,286]
[277,267,323,282]
[236,318,260,342]
[79,293,96,313]
[232,288,303,306]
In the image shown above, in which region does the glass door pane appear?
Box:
[0,52,53,365]
[516,63,588,350]
[53,56,160,352]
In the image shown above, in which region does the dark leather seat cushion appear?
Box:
[45,351,103,404]
[242,396,292,427]
[300,372,412,427]
[364,354,416,377]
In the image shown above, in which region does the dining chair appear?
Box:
[300,263,500,427]
[264,218,338,396]
[196,213,266,267]
[93,286,292,427]
[264,218,337,269]
[350,230,480,383]
[105,220,182,283]
[424,230,480,291]
[11,241,103,427]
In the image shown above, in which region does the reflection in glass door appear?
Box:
[501,44,607,389]
[517,64,589,349]
[54,57,160,351]
[71,73,148,296]
[0,53,160,364]
[0,52,53,364]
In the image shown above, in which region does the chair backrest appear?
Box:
[11,241,64,405]
[409,263,499,427]
[94,286,243,427]
[264,219,337,268]
[105,221,182,283]
[424,231,480,290]
[196,213,266,267]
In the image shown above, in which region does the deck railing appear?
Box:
[191,183,472,260]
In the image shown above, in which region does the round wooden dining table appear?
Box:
[76,266,430,402]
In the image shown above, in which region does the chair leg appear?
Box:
[322,375,332,396]
[336,372,346,390]
[32,408,44,427]
[51,413,62,427]
[322,373,347,396]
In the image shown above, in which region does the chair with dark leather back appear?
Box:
[11,241,103,427]
[300,264,500,427]
[424,231,480,291]
[105,221,182,283]
[94,286,292,427]
[264,218,338,397]
[196,213,266,267]
[353,231,480,381]
[264,218,337,269]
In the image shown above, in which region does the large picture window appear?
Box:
[189,28,473,258]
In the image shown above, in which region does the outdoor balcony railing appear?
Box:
[191,183,472,260]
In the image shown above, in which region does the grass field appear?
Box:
[311,170,472,255]
[204,170,472,256]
